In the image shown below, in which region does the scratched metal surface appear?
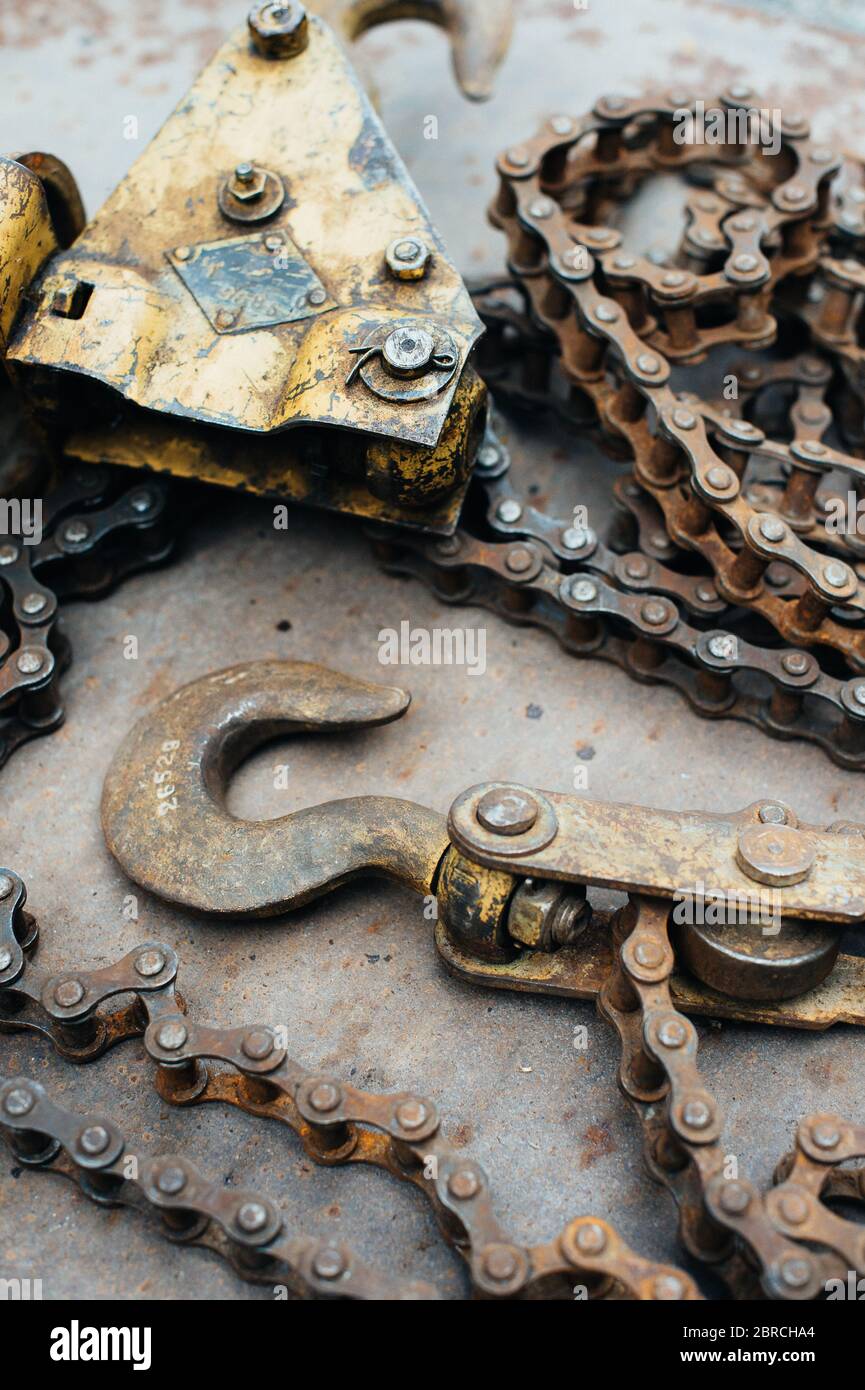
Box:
[1,0,865,1300]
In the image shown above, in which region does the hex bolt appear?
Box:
[476,788,539,836]
[312,1246,346,1280]
[759,517,786,543]
[156,1020,188,1052]
[681,1099,713,1130]
[480,1244,520,1282]
[242,1028,275,1062]
[17,651,45,675]
[54,979,85,1008]
[758,803,787,825]
[236,1201,269,1234]
[78,1125,111,1157]
[248,2,309,59]
[496,499,522,524]
[0,874,14,899]
[156,1165,188,1197]
[385,235,432,282]
[134,949,166,978]
[575,1222,607,1255]
[447,1168,480,1201]
[810,1120,841,1150]
[569,578,598,603]
[657,1018,688,1049]
[308,1081,341,1113]
[718,1181,751,1216]
[3,1087,35,1118]
[395,1099,428,1132]
[21,593,48,616]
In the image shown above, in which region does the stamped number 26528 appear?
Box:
[154,740,180,817]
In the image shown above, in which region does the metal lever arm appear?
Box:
[101,661,449,917]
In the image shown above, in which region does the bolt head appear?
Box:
[247,2,309,59]
[385,236,431,282]
[476,788,539,837]
[382,326,436,378]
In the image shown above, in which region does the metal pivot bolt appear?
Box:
[735,823,816,886]
[385,236,432,281]
[218,162,285,223]
[476,788,539,836]
[248,1,309,58]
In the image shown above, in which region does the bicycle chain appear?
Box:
[368,92,865,767]
[599,894,865,1301]
[0,869,698,1301]
[0,465,174,768]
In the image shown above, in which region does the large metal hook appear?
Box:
[321,0,514,101]
[101,661,449,917]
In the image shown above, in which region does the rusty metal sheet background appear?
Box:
[2,0,865,1300]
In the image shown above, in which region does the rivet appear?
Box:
[0,874,15,899]
[156,1020,188,1052]
[309,1082,341,1113]
[671,408,696,430]
[682,1098,713,1130]
[823,561,851,589]
[3,1087,35,1117]
[706,465,733,491]
[134,949,166,978]
[641,599,670,626]
[759,517,786,543]
[395,1099,428,1132]
[496,499,522,524]
[758,803,787,825]
[718,1181,751,1215]
[156,1165,187,1196]
[779,1256,812,1289]
[569,578,598,603]
[21,593,48,616]
[782,651,810,676]
[312,1246,346,1280]
[811,1121,841,1150]
[708,634,737,661]
[16,651,44,675]
[481,1244,520,1282]
[78,1125,111,1156]
[236,1201,269,1234]
[242,1028,275,1061]
[657,1018,688,1049]
[447,1168,480,1200]
[54,979,85,1008]
[476,788,539,837]
[778,1192,809,1226]
[575,1222,607,1255]
[505,546,534,575]
[633,938,665,968]
[636,353,661,375]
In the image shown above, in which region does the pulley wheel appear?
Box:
[671,914,840,1002]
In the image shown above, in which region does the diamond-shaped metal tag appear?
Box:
[167,229,333,333]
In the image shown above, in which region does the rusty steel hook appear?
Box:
[101,661,449,918]
[321,0,514,101]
